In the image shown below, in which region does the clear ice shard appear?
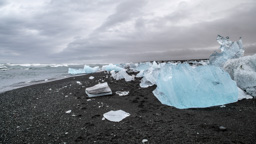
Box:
[209,35,244,67]
[85,82,112,97]
[103,110,130,122]
[153,63,238,109]
[110,70,135,82]
[223,54,256,97]
[116,91,129,96]
[102,63,124,72]
[68,65,99,74]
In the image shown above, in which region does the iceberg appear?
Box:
[85,82,112,97]
[103,110,130,122]
[68,65,99,74]
[111,69,135,82]
[223,54,256,97]
[153,63,238,109]
[102,63,124,72]
[209,35,244,67]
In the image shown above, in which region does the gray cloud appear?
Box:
[0,0,255,64]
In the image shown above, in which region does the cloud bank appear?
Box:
[0,0,255,64]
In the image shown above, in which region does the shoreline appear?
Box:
[0,71,255,143]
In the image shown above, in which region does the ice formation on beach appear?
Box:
[153,63,238,109]
[85,82,112,97]
[110,70,135,82]
[209,35,244,67]
[68,65,99,74]
[223,54,256,97]
[102,63,124,72]
[103,110,130,122]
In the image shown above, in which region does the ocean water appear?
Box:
[0,64,96,93]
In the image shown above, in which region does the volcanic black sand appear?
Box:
[0,71,256,144]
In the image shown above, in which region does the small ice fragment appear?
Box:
[102,117,106,120]
[85,82,112,97]
[76,81,82,85]
[116,91,129,96]
[65,132,68,135]
[220,105,226,108]
[87,99,91,101]
[89,76,94,80]
[142,139,148,143]
[65,110,72,114]
[72,114,76,117]
[103,110,130,122]
[219,126,227,131]
[65,95,68,97]
[17,126,20,128]
[49,88,52,91]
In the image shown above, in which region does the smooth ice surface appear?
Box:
[224,54,256,97]
[68,65,99,74]
[209,35,244,67]
[102,64,124,72]
[103,110,130,122]
[111,70,135,82]
[153,63,238,109]
[85,82,112,97]
[116,91,129,96]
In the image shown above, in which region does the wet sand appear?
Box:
[0,71,256,143]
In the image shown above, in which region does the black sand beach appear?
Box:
[0,71,256,144]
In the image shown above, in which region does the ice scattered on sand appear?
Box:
[224,54,256,97]
[103,110,130,122]
[209,35,244,67]
[89,76,94,80]
[153,63,238,109]
[116,91,129,96]
[102,63,124,72]
[65,110,71,114]
[111,70,135,82]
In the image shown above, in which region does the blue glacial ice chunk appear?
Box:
[153,63,238,109]
[83,65,99,73]
[111,70,135,82]
[209,35,244,67]
[223,54,256,97]
[140,67,160,88]
[102,63,124,72]
[68,65,99,74]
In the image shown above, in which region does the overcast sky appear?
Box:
[0,0,255,64]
